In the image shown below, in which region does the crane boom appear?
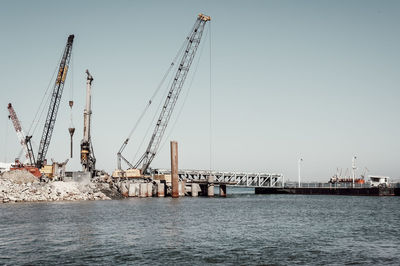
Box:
[134,14,210,174]
[81,69,96,174]
[7,103,35,164]
[36,34,74,168]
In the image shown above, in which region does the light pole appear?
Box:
[352,156,357,187]
[298,158,303,188]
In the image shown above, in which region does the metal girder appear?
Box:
[154,169,284,188]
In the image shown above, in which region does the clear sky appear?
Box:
[1,0,399,182]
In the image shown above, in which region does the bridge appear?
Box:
[153,169,284,188]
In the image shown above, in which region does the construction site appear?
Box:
[1,12,399,204]
[1,13,256,202]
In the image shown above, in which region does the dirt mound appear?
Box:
[0,170,38,184]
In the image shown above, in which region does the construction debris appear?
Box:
[0,170,121,203]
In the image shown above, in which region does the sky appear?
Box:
[0,0,399,182]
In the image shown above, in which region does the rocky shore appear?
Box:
[0,170,122,203]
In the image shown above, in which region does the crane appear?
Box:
[36,34,74,168]
[117,13,211,175]
[7,103,35,165]
[80,69,96,175]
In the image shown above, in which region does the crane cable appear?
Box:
[27,51,64,139]
[131,26,198,164]
[122,35,189,155]
[131,74,175,163]
[69,51,74,128]
[159,23,210,154]
[209,21,213,172]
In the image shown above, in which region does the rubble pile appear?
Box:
[0,170,118,203]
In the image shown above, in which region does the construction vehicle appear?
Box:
[7,103,41,177]
[80,69,96,176]
[7,103,35,165]
[36,34,74,169]
[115,13,211,178]
[7,35,74,177]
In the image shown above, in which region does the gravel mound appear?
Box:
[0,170,118,203]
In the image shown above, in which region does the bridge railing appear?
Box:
[153,169,284,188]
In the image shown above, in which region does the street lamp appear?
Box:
[298,158,303,187]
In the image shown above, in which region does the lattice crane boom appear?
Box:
[36,34,74,168]
[134,14,210,174]
[7,103,35,165]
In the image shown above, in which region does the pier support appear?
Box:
[157,182,165,197]
[191,183,199,197]
[139,183,147,198]
[171,141,179,198]
[207,174,214,197]
[219,184,226,197]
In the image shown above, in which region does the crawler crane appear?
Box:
[116,14,211,177]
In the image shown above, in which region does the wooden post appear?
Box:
[171,141,179,198]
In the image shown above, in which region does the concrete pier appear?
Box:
[171,141,179,198]
[181,180,186,196]
[219,184,226,197]
[147,183,153,197]
[157,182,165,197]
[207,174,214,197]
[191,183,199,197]
[255,187,395,196]
[128,183,137,197]
[139,183,147,197]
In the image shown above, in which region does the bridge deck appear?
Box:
[154,169,284,188]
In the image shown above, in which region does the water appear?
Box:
[1,193,399,265]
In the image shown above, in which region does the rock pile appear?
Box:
[0,170,118,203]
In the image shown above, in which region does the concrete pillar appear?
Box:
[219,184,227,197]
[178,180,186,197]
[147,183,153,197]
[157,182,165,197]
[120,182,129,197]
[171,141,179,198]
[191,183,199,197]
[139,183,147,198]
[128,183,136,197]
[207,174,214,197]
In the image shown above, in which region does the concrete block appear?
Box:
[128,183,136,197]
[157,182,165,197]
[147,183,153,197]
[139,183,147,198]
[120,182,129,197]
[207,175,214,197]
[191,183,200,197]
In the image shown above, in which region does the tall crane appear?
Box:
[80,69,96,175]
[36,34,74,168]
[117,13,211,175]
[7,103,35,165]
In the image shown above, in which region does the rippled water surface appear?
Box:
[1,192,399,265]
